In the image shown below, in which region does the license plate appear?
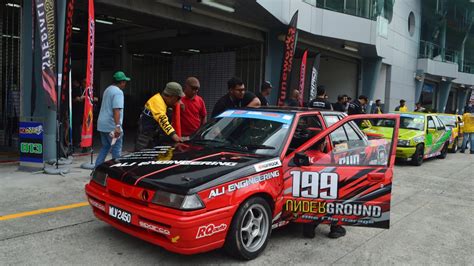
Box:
[109,205,132,224]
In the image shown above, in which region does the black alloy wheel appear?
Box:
[411,144,424,166]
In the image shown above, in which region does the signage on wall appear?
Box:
[19,121,44,165]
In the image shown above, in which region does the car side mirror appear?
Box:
[427,128,436,134]
[459,122,464,127]
[294,152,310,167]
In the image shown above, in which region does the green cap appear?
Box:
[163,82,185,97]
[113,71,131,82]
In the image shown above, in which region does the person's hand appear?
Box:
[171,134,182,143]
[114,126,122,138]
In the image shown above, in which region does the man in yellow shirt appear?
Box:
[395,99,408,112]
[135,82,184,151]
[460,104,474,154]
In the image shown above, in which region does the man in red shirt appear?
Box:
[180,77,207,139]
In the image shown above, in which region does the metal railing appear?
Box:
[419,40,474,74]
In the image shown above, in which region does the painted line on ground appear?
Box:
[0,202,90,221]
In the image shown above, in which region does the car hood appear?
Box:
[96,144,279,194]
[398,128,424,140]
[366,127,423,140]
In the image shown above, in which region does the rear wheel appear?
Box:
[411,144,424,166]
[449,138,458,153]
[225,197,272,260]
[438,142,448,159]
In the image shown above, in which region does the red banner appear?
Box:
[80,0,95,147]
[277,11,298,107]
[298,49,308,106]
[34,0,57,109]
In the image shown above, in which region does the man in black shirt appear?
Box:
[347,95,368,115]
[256,81,272,106]
[211,77,261,117]
[285,89,301,107]
[308,86,332,110]
[333,95,348,112]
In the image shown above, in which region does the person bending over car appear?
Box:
[135,82,184,151]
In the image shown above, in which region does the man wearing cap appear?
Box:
[95,71,129,166]
[180,77,207,139]
[256,81,272,106]
[135,82,184,151]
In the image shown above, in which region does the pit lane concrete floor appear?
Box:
[0,153,473,265]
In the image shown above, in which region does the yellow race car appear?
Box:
[437,114,464,153]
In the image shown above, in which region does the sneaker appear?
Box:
[470,151,474,154]
[460,149,465,153]
[328,225,346,239]
[302,223,318,238]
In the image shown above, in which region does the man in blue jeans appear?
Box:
[95,71,130,167]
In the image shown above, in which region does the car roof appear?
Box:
[238,106,345,116]
[392,111,432,116]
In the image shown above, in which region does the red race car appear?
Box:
[85,108,400,260]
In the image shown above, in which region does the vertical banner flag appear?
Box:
[277,11,299,106]
[298,49,308,106]
[80,0,95,147]
[60,0,75,156]
[309,53,321,102]
[34,0,57,109]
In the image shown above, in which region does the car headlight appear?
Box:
[397,139,411,147]
[413,136,424,143]
[91,170,107,186]
[152,191,204,210]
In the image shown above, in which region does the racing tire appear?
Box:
[224,197,272,260]
[437,142,449,159]
[449,138,458,153]
[411,144,424,166]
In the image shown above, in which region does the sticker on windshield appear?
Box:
[217,110,294,124]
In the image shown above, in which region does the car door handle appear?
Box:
[367,173,386,183]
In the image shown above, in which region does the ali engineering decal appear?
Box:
[196,223,227,239]
[110,160,238,168]
[208,170,280,198]
[291,171,338,199]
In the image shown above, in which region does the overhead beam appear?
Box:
[95,0,264,42]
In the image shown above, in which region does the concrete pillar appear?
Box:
[437,80,452,113]
[414,70,425,104]
[457,88,471,114]
[361,57,382,101]
[264,30,284,106]
[440,19,446,60]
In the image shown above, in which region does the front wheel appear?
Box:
[225,197,272,260]
[411,144,424,166]
[438,142,448,159]
[449,138,458,153]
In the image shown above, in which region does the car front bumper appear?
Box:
[396,146,417,159]
[85,181,235,255]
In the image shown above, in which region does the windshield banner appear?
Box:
[217,110,294,124]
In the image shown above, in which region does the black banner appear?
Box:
[59,0,75,157]
[277,11,298,106]
[34,0,57,109]
[309,53,321,102]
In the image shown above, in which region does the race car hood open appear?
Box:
[95,144,275,194]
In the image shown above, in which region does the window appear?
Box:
[427,116,435,129]
[323,115,342,127]
[408,12,415,36]
[303,118,394,166]
[287,115,324,154]
[434,117,445,130]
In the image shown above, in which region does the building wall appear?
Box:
[379,0,422,111]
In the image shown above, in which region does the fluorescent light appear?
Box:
[96,19,113,25]
[72,27,81,31]
[6,3,20,8]
[2,34,19,39]
[343,45,358,52]
[441,77,447,81]
[161,51,172,55]
[188,49,200,53]
[200,0,235,13]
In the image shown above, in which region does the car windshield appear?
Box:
[437,115,456,127]
[376,114,425,131]
[191,110,294,156]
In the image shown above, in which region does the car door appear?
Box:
[280,114,399,229]
[425,115,437,155]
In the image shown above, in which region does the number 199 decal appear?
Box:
[291,171,338,199]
